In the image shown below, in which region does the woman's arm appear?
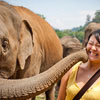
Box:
[57,68,72,100]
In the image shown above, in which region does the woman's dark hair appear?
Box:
[86,29,100,46]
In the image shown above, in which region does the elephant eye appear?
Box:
[2,39,9,52]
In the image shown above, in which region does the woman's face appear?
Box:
[86,35,100,63]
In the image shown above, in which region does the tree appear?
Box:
[55,29,67,38]
[86,14,91,24]
[92,10,100,23]
[37,13,46,19]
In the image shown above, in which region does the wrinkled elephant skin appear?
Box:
[83,22,100,47]
[0,50,88,100]
[0,1,63,100]
[60,35,82,57]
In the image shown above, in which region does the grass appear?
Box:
[36,93,45,100]
[36,92,58,100]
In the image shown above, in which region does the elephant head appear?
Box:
[60,36,82,57]
[83,22,100,47]
[0,2,33,79]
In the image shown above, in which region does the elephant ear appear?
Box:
[18,20,33,70]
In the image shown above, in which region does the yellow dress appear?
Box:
[66,61,100,100]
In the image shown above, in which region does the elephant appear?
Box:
[0,1,88,100]
[55,35,83,93]
[0,1,63,100]
[83,22,100,47]
[60,35,83,58]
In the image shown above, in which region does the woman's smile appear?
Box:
[88,51,98,59]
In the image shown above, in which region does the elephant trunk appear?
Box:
[0,50,88,100]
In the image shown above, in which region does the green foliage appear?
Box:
[86,14,91,24]
[74,31,84,42]
[92,10,100,23]
[55,27,84,43]
[55,29,67,38]
[55,10,100,43]
[37,13,46,19]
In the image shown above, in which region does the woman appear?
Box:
[57,29,100,100]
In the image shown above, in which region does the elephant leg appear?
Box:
[45,85,55,100]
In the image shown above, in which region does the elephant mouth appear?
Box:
[0,65,14,79]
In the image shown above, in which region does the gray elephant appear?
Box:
[60,35,82,58]
[0,1,88,100]
[83,22,100,47]
[0,1,63,100]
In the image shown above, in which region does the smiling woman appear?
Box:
[86,30,100,63]
[57,25,100,100]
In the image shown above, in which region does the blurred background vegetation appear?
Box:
[55,10,100,42]
[39,10,100,43]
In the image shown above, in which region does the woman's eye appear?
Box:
[88,42,93,45]
[96,44,100,47]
